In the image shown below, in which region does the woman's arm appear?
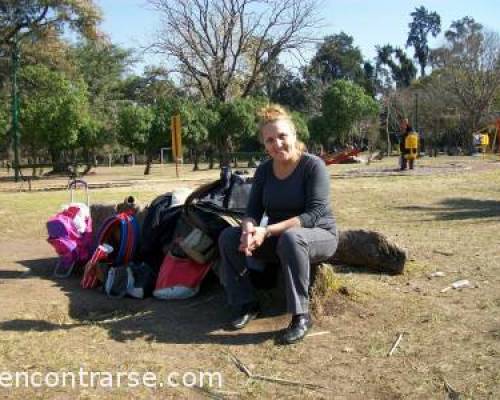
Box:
[264,217,301,237]
[296,157,331,228]
[239,163,267,254]
[244,163,266,225]
[251,216,301,248]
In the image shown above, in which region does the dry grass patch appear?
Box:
[0,157,499,399]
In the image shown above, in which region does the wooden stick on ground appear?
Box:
[227,351,329,390]
[252,373,329,390]
[306,331,330,338]
[387,332,404,356]
[227,352,252,377]
[443,379,461,400]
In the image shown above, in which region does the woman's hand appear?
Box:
[251,226,268,249]
[239,220,256,256]
[240,226,269,255]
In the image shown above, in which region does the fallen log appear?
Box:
[331,229,407,275]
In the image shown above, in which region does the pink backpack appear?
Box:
[47,180,93,277]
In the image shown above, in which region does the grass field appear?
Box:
[0,155,499,399]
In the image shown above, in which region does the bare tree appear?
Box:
[431,19,500,143]
[149,0,320,102]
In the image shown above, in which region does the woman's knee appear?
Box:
[276,228,307,257]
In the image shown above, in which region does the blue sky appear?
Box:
[96,0,499,74]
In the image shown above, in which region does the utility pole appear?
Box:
[11,31,20,182]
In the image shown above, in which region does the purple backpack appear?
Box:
[47,180,93,277]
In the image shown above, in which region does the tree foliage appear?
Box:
[120,67,181,106]
[376,45,417,88]
[0,0,101,45]
[431,17,500,140]
[313,80,378,147]
[308,32,365,84]
[117,103,153,154]
[71,39,132,104]
[19,64,90,165]
[179,100,220,170]
[269,69,308,112]
[406,6,441,77]
[216,97,266,149]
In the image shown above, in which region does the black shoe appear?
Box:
[229,302,260,330]
[280,314,312,345]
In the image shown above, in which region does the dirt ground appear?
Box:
[0,156,499,399]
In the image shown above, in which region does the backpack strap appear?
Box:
[96,213,134,266]
[122,214,140,265]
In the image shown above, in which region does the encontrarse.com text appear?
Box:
[0,368,223,389]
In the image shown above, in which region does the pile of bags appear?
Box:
[47,167,253,301]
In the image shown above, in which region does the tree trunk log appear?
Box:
[331,229,407,274]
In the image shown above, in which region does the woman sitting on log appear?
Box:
[218,104,338,345]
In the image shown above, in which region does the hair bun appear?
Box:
[258,104,290,124]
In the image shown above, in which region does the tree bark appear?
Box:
[331,229,407,275]
[206,145,215,169]
[192,146,199,171]
[49,149,68,174]
[144,153,153,175]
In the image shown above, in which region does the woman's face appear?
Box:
[261,119,297,162]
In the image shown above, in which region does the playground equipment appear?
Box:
[472,118,500,156]
[321,148,361,165]
[404,132,419,161]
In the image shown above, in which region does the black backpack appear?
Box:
[140,194,182,270]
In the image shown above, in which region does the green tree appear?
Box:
[117,103,153,172]
[0,101,8,152]
[270,71,308,112]
[119,67,181,106]
[1,0,101,177]
[215,97,267,166]
[145,101,171,175]
[316,80,378,147]
[19,64,90,171]
[76,115,104,172]
[179,100,220,171]
[118,98,199,175]
[376,45,417,88]
[0,0,101,45]
[70,39,135,167]
[444,16,483,46]
[308,32,365,84]
[307,114,329,151]
[290,111,309,143]
[304,32,376,105]
[406,6,441,77]
[71,39,132,105]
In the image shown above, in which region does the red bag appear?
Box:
[153,253,211,300]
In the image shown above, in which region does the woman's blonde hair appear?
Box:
[257,104,306,152]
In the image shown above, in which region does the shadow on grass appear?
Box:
[397,197,500,221]
[0,257,282,346]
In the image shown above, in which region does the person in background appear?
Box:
[399,118,416,170]
[218,104,338,345]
